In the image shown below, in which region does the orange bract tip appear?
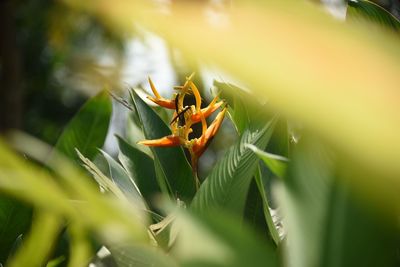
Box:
[147,96,176,110]
[148,77,161,99]
[138,136,182,147]
[187,72,195,81]
[191,100,224,123]
[205,107,227,139]
[192,107,227,158]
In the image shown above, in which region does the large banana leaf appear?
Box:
[55,90,112,162]
[217,83,282,244]
[191,119,276,215]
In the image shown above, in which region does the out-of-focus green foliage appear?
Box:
[10,0,124,144]
[277,137,399,267]
[1,0,400,267]
[0,196,32,264]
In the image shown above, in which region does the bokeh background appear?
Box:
[1,1,400,266]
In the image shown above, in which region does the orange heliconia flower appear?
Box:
[138,73,226,189]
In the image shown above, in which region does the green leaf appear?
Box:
[109,244,178,267]
[77,149,127,200]
[191,119,276,215]
[116,136,160,207]
[149,213,177,250]
[130,89,196,202]
[0,137,148,246]
[214,81,265,135]
[216,81,285,245]
[46,256,66,267]
[319,181,399,267]
[253,167,281,245]
[0,195,32,264]
[7,212,63,267]
[247,144,288,179]
[347,0,400,32]
[126,114,152,157]
[55,90,112,162]
[67,223,92,267]
[97,150,147,210]
[276,139,334,267]
[266,118,289,158]
[242,179,271,240]
[277,138,400,267]
[171,209,278,267]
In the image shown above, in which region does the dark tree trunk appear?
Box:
[0,0,23,133]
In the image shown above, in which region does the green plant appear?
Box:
[1,0,400,267]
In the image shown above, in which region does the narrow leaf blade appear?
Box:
[98,150,147,210]
[116,136,160,208]
[247,144,288,179]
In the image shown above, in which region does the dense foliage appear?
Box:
[1,1,400,267]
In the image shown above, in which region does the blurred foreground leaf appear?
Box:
[109,244,178,267]
[171,209,278,267]
[0,196,32,265]
[7,212,63,267]
[0,136,148,248]
[277,138,400,267]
